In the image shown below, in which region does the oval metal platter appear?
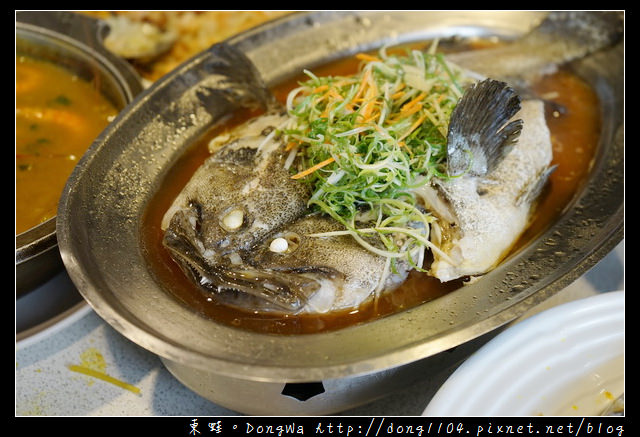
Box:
[57,11,623,382]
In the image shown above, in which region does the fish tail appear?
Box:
[446,12,623,84]
[526,11,624,55]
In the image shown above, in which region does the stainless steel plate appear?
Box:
[57,11,623,383]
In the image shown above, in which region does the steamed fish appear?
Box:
[162,12,622,314]
[162,112,410,313]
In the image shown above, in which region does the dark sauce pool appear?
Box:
[141,44,601,335]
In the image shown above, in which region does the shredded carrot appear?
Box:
[291,156,336,179]
[396,102,423,119]
[356,53,381,63]
[352,68,372,104]
[360,100,375,121]
[285,141,298,151]
[360,108,381,124]
[312,84,329,93]
[401,92,427,111]
[353,67,380,122]
[313,91,332,105]
[345,69,375,113]
[398,140,414,156]
[399,113,428,141]
[327,88,344,100]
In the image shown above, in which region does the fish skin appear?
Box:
[448,11,624,86]
[242,213,408,313]
[418,98,553,282]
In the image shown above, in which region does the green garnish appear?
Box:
[283,44,475,268]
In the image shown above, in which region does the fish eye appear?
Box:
[269,232,301,254]
[219,207,245,232]
[269,237,289,253]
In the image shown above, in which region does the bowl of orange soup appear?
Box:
[16,11,143,295]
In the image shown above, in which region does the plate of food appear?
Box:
[423,290,624,416]
[55,11,623,414]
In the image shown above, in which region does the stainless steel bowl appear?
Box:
[57,11,623,415]
[16,11,143,296]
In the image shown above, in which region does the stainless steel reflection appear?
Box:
[16,11,143,296]
[56,11,623,413]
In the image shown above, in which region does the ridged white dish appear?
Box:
[424,291,624,416]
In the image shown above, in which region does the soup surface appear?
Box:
[142,49,601,335]
[16,56,119,235]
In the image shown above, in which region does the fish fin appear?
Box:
[516,164,557,207]
[447,79,522,177]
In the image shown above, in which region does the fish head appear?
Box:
[161,109,402,314]
[164,210,403,314]
[163,210,323,313]
[162,112,311,250]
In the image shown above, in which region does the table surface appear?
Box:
[15,241,624,417]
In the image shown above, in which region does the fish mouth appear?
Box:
[163,226,324,313]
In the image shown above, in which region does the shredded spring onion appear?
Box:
[283,44,475,268]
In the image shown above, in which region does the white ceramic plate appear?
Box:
[423,290,624,416]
